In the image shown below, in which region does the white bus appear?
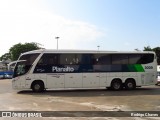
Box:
[12,49,157,92]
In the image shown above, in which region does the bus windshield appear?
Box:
[13,53,40,77]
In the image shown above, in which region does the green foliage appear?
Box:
[143,46,160,65]
[152,47,160,65]
[0,53,11,61]
[143,46,152,51]
[9,42,41,61]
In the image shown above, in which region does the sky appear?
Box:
[0,0,160,56]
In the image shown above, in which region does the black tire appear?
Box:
[106,87,111,90]
[32,81,44,92]
[125,79,136,90]
[111,79,123,91]
[155,82,160,86]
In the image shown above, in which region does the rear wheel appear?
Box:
[32,81,44,92]
[111,79,123,91]
[125,79,136,90]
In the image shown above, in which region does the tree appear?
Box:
[143,46,152,51]
[9,42,41,61]
[152,47,160,65]
[0,53,11,61]
[143,46,160,65]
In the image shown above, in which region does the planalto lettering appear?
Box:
[52,66,74,72]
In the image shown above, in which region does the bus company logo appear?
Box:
[52,66,74,72]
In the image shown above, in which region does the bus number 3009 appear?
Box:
[145,66,153,69]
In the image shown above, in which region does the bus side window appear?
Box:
[80,54,92,65]
[140,54,154,64]
[75,54,82,64]
[37,59,43,65]
[92,54,98,65]
[93,54,111,65]
[112,54,128,64]
[60,54,79,65]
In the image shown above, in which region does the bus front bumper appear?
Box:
[12,79,30,90]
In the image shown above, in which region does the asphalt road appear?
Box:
[0,79,160,120]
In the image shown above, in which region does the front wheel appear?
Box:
[32,81,44,92]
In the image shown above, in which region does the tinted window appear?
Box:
[81,54,92,64]
[20,53,40,65]
[37,54,58,65]
[140,54,154,64]
[129,54,154,64]
[59,54,81,65]
[93,54,111,65]
[112,54,128,64]
[37,53,154,66]
[129,54,141,64]
[59,54,94,65]
[37,54,92,65]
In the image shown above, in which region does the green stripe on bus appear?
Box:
[127,64,145,72]
[134,64,145,72]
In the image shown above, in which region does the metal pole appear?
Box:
[55,37,60,50]
[97,45,100,51]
